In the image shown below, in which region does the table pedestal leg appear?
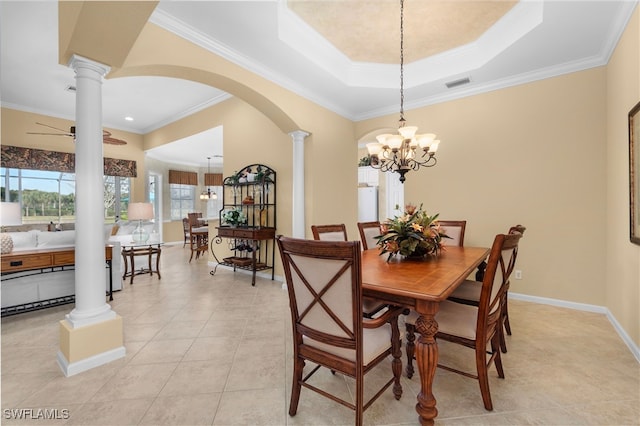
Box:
[414,304,439,426]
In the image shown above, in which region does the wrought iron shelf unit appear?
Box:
[210,164,276,286]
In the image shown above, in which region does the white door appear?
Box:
[386,172,404,218]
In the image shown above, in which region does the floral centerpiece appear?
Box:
[376,203,449,261]
[221,207,247,227]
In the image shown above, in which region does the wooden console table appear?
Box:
[211,226,275,286]
[1,246,113,317]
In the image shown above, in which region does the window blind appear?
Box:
[204,173,223,186]
[169,170,198,185]
[0,145,137,177]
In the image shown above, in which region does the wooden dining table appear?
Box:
[361,246,490,426]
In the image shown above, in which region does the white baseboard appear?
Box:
[510,292,640,363]
[57,346,126,377]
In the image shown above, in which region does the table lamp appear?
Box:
[127,202,154,243]
[1,202,22,254]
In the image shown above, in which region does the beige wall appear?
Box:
[605,7,640,347]
[357,68,608,306]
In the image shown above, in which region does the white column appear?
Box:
[66,55,114,327]
[289,130,309,238]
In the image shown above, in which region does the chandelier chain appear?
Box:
[399,0,405,126]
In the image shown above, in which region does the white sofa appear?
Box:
[1,226,123,312]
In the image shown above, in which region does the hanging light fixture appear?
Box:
[200,157,218,200]
[366,0,441,184]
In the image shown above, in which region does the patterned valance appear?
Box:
[0,145,137,177]
[205,173,223,186]
[169,170,198,186]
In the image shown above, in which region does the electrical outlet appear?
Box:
[515,270,522,280]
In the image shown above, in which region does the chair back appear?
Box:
[357,221,381,250]
[277,236,363,358]
[187,212,202,227]
[182,218,190,235]
[438,220,466,246]
[477,232,522,337]
[311,224,348,241]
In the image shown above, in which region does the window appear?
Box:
[104,176,130,222]
[205,185,223,218]
[1,167,130,224]
[170,184,195,220]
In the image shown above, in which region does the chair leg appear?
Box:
[289,357,304,416]
[189,235,198,263]
[491,333,505,379]
[405,323,416,379]
[355,367,364,426]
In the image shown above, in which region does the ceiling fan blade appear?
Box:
[103,137,127,145]
[27,132,73,137]
[35,122,70,133]
[31,121,126,145]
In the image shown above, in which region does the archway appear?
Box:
[109,65,300,135]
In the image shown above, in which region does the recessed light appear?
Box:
[125,116,134,122]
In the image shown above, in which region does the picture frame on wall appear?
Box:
[629,101,640,245]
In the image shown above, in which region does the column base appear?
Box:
[57,315,125,377]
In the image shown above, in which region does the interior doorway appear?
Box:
[148,173,162,241]
[385,171,404,219]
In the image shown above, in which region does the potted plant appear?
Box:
[375,203,450,261]
[358,156,371,167]
[221,207,247,227]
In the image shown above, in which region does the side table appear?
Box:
[121,243,162,285]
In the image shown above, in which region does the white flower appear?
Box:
[222,208,246,225]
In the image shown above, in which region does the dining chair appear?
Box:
[311,223,348,241]
[357,221,381,251]
[312,223,387,319]
[276,236,405,426]
[406,231,522,410]
[448,224,526,352]
[404,219,466,378]
[437,220,467,246]
[182,217,191,247]
[187,212,208,262]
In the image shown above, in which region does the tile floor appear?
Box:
[2,244,639,425]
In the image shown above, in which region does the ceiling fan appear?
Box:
[27,122,127,145]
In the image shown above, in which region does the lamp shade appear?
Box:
[1,202,22,226]
[127,202,154,221]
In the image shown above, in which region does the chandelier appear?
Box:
[366,0,440,184]
[200,157,218,200]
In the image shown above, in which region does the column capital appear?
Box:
[288,130,310,142]
[67,54,111,77]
